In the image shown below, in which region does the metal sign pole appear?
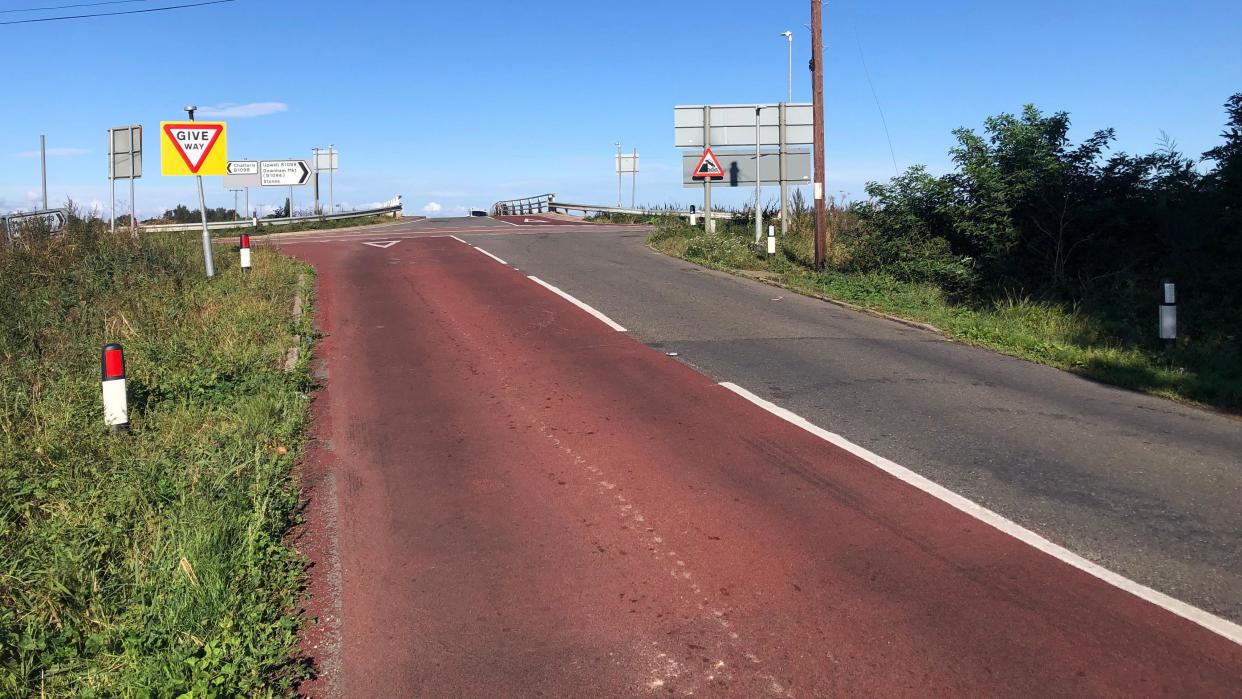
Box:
[631,148,637,208]
[40,135,48,211]
[703,106,712,233]
[108,129,116,233]
[312,148,321,215]
[185,106,215,278]
[244,187,249,223]
[328,146,335,214]
[754,107,763,245]
[288,185,294,219]
[779,103,789,236]
[128,127,136,235]
[615,142,622,207]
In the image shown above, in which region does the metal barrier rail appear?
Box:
[139,202,403,234]
[491,193,555,216]
[547,201,730,220]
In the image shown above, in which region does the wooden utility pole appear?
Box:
[811,0,827,270]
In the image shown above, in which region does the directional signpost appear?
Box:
[3,209,67,243]
[261,160,312,219]
[224,161,260,219]
[260,160,312,186]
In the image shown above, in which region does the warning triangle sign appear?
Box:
[692,148,725,179]
[163,123,224,174]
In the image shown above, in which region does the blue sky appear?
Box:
[2,0,1240,218]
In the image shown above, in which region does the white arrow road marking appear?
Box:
[523,218,544,223]
[362,240,400,249]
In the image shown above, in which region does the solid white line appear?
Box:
[528,276,627,332]
[719,381,1242,647]
[448,235,468,244]
[473,246,507,265]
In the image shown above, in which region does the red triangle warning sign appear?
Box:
[163,123,224,174]
[692,148,725,179]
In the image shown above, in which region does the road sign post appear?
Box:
[704,107,712,232]
[161,109,227,278]
[108,125,143,234]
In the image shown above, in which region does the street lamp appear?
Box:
[780,31,793,102]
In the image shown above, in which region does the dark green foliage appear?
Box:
[854,95,1242,345]
[158,204,236,224]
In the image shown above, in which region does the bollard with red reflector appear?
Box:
[101,343,129,432]
[239,233,252,273]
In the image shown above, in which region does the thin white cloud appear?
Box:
[197,102,288,118]
[15,147,89,158]
[422,202,442,213]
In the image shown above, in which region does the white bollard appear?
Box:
[767,224,776,256]
[101,343,128,432]
[1159,279,1177,344]
[240,233,252,273]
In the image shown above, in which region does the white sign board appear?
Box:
[314,150,338,172]
[224,160,261,188]
[109,125,142,179]
[616,153,639,174]
[260,160,312,187]
[674,104,813,147]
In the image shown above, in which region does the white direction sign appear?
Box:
[260,160,312,187]
[224,160,261,188]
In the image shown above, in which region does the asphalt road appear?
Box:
[278,218,1242,696]
[464,223,1242,624]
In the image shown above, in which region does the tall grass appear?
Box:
[0,207,313,695]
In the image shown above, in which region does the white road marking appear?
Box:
[719,381,1242,647]
[361,240,400,249]
[472,246,507,265]
[448,235,468,244]
[527,276,627,332]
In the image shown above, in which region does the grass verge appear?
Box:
[649,219,1242,412]
[1,214,314,695]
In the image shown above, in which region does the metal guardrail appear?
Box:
[547,201,730,220]
[491,193,555,216]
[139,202,403,234]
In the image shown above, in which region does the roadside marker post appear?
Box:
[239,233,252,273]
[101,343,129,433]
[767,224,776,256]
[1159,279,1177,347]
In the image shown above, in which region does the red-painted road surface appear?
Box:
[290,236,1242,697]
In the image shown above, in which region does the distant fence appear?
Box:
[491,193,555,216]
[140,198,403,234]
[491,194,726,221]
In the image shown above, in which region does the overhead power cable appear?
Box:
[1,1,150,16]
[0,0,234,25]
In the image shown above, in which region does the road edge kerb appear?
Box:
[283,273,306,373]
[721,381,1242,648]
[646,243,1242,420]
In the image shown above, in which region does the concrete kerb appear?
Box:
[283,273,307,373]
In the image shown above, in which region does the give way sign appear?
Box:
[160,121,228,176]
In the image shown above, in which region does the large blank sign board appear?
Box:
[674,104,813,147]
